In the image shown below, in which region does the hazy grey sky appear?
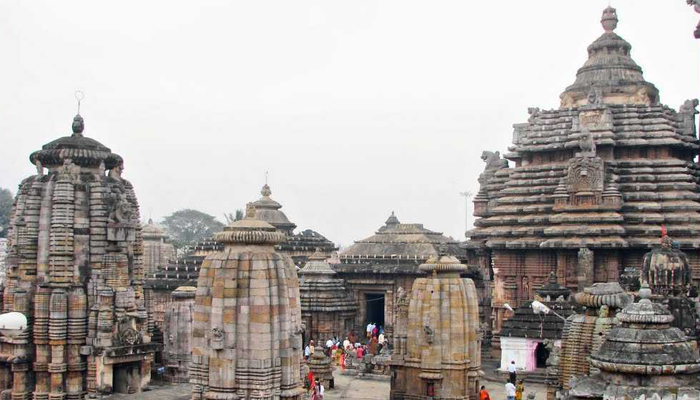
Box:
[1,1,698,247]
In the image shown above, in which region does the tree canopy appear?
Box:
[161,209,225,249]
[0,188,13,239]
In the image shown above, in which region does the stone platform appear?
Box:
[101,373,549,400]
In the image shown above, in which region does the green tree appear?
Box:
[0,188,13,238]
[161,209,225,249]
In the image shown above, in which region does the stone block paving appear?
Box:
[101,375,548,400]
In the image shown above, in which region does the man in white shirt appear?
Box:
[343,337,351,350]
[366,322,373,338]
[326,339,333,349]
[378,332,385,345]
[508,361,517,384]
[505,380,516,400]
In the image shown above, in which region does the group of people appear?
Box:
[478,361,525,400]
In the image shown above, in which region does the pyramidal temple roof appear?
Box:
[560,6,659,108]
[468,7,700,251]
[250,183,297,234]
[340,212,463,262]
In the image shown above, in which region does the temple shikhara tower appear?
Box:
[189,205,304,400]
[467,7,700,348]
[1,113,157,398]
[390,251,481,400]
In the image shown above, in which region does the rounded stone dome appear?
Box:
[29,114,124,169]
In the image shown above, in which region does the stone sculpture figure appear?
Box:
[577,248,594,290]
[108,163,123,180]
[423,325,434,344]
[578,130,596,154]
[679,98,699,137]
[481,150,509,172]
[527,107,540,123]
[34,159,43,176]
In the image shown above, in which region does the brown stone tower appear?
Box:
[189,205,304,400]
[162,286,195,383]
[298,249,357,344]
[467,6,700,351]
[1,113,157,399]
[141,219,175,276]
[390,252,481,400]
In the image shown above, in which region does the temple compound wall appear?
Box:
[0,114,158,399]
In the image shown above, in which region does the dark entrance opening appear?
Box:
[365,293,385,330]
[535,342,549,369]
[114,362,141,394]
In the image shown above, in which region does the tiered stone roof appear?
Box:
[146,239,221,290]
[251,184,296,235]
[340,212,463,267]
[468,8,700,251]
[299,250,356,313]
[501,272,575,340]
[280,229,337,259]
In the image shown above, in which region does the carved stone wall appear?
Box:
[1,115,158,399]
[390,255,481,400]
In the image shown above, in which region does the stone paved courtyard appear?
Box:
[103,373,548,400]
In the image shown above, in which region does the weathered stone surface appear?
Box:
[465,7,700,355]
[142,219,175,276]
[390,253,481,400]
[298,250,357,343]
[562,284,700,399]
[163,286,195,383]
[2,113,157,398]
[189,206,304,399]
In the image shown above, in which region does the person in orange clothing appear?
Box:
[479,385,491,400]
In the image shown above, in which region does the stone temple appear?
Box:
[298,249,357,344]
[466,6,700,351]
[190,205,304,399]
[562,284,700,399]
[336,212,486,341]
[1,114,157,398]
[390,251,481,400]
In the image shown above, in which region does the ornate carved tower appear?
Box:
[1,113,157,399]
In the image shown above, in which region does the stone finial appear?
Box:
[261,184,272,197]
[72,114,84,137]
[601,6,618,33]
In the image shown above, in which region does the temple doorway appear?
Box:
[365,293,385,329]
[535,342,549,369]
[114,362,141,394]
